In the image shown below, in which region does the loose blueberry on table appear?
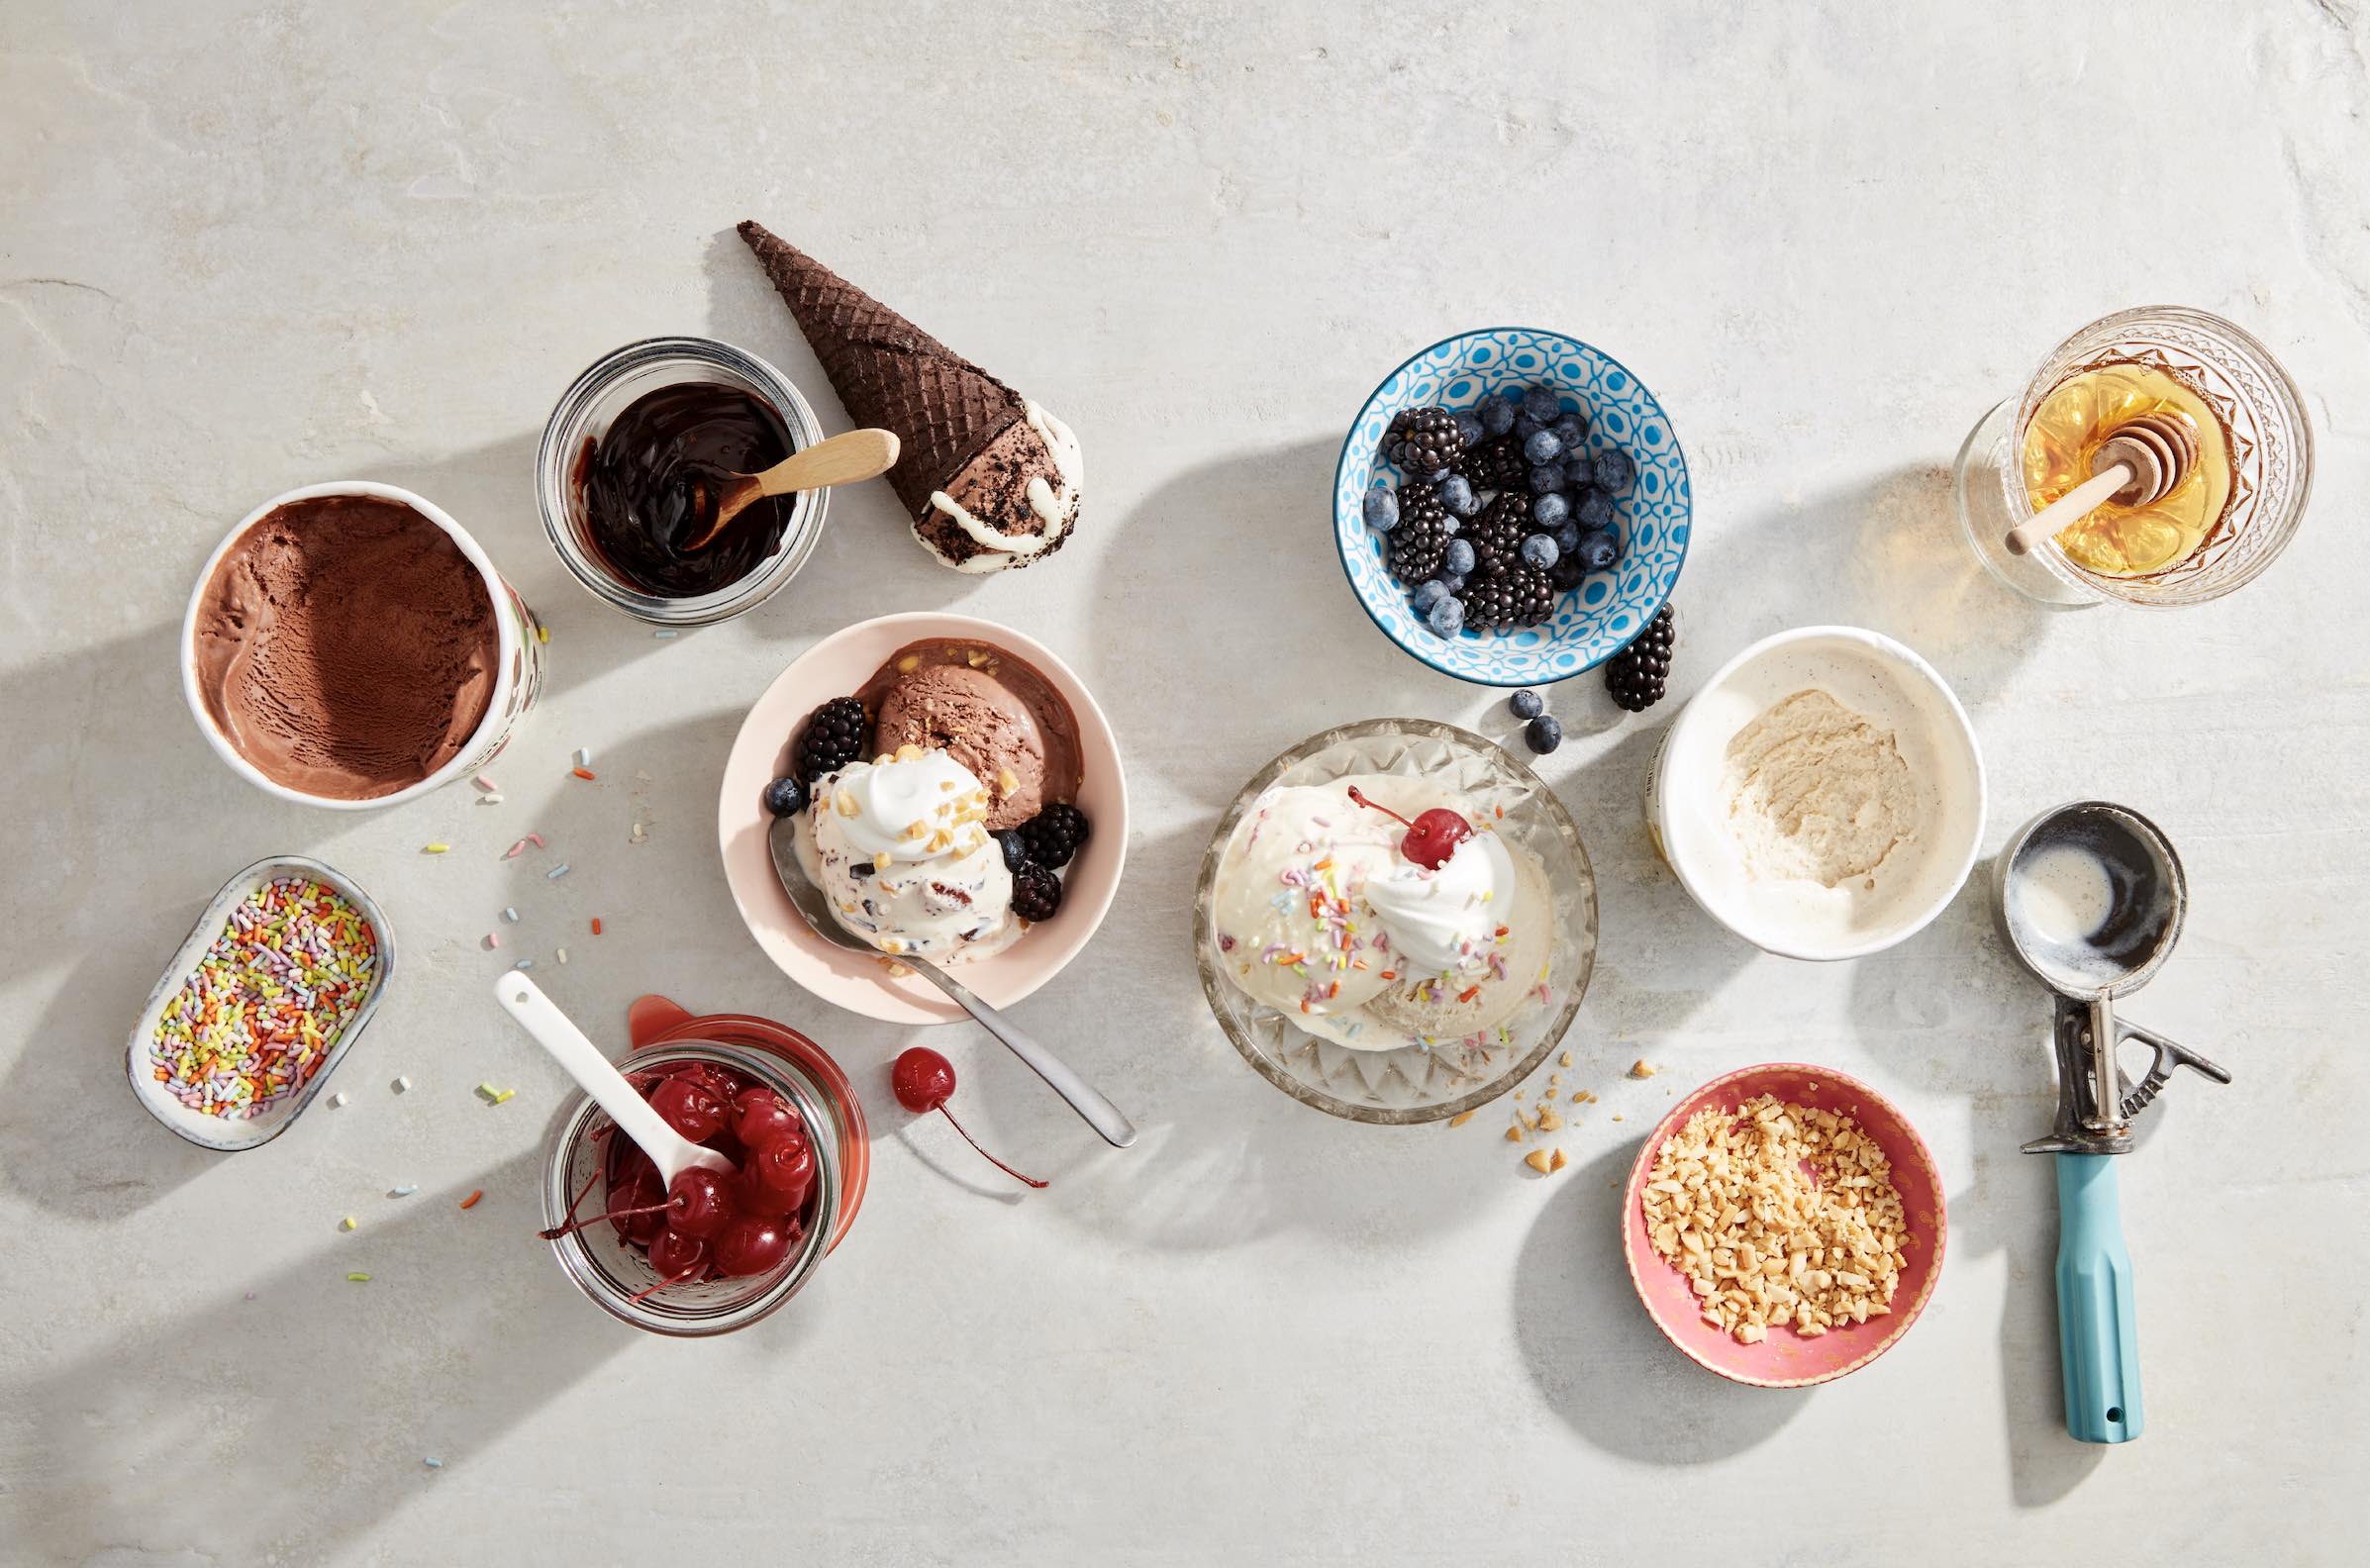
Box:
[1369,385,1639,643]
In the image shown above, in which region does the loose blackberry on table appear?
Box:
[1606,601,1676,712]
[794,695,868,782]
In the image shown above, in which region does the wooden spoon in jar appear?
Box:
[683,427,901,550]
[2005,411,2199,556]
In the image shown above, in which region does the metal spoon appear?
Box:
[768,816,1137,1148]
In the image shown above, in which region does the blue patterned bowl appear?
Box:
[1333,328,1691,685]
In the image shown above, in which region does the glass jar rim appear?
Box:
[536,336,831,626]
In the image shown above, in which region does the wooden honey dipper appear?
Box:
[2005,411,2201,556]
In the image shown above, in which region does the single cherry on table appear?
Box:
[1345,785,1471,869]
[891,1046,1046,1189]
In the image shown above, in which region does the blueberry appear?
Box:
[1521,533,1558,568]
[1528,464,1565,496]
[1522,429,1564,464]
[1426,594,1466,637]
[1362,487,1400,534]
[1550,413,1588,448]
[1412,578,1449,613]
[1573,528,1619,573]
[1437,473,1479,518]
[1552,522,1581,554]
[1525,714,1563,754]
[1480,398,1517,436]
[762,776,809,818]
[1509,689,1544,721]
[1522,385,1563,423]
[1443,538,1476,576]
[996,831,1032,873]
[1452,409,1485,447]
[1576,488,1617,529]
[1591,448,1636,493]
[1530,491,1571,531]
[1420,467,1451,486]
[1547,554,1585,591]
[1438,570,1466,593]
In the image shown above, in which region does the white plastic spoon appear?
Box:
[492,972,733,1186]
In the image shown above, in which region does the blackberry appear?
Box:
[1606,602,1676,712]
[1466,563,1554,631]
[794,695,869,782]
[1462,491,1531,577]
[1387,483,1451,583]
[1017,803,1090,869]
[1547,553,1586,592]
[1454,434,1529,492]
[1386,406,1464,476]
[1011,861,1063,923]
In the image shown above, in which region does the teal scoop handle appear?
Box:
[2054,1153,2143,1442]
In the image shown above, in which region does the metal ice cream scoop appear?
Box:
[1994,801,2231,1445]
[767,815,1136,1148]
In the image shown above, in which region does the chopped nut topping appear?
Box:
[1536,1109,1564,1132]
[1559,1050,1574,1069]
[997,765,1021,796]
[1524,1149,1555,1174]
[1630,1059,1659,1079]
[872,850,894,872]
[834,790,859,818]
[1504,1126,1524,1143]
[1447,1110,1476,1127]
[894,742,924,763]
[896,653,921,673]
[1549,1147,1568,1172]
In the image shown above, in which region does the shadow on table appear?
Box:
[1513,1138,1808,1462]
[10,1146,689,1563]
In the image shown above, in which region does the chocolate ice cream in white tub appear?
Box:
[181,481,543,808]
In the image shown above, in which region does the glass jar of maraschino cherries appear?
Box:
[540,1038,846,1336]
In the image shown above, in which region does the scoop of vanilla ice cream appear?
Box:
[797,749,1021,963]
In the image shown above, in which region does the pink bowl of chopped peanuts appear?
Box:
[1621,1062,1946,1387]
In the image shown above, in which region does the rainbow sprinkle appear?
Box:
[147,876,377,1121]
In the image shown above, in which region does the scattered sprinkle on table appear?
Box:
[340,1215,357,1230]
[147,876,377,1122]
[573,746,592,767]
[501,907,519,923]
[479,793,504,805]
[513,957,535,971]
[424,1457,444,1470]
[545,863,570,880]
[556,947,568,965]
[527,833,546,849]
[571,766,596,781]
[484,931,500,949]
[503,839,528,860]
[393,1075,412,1094]
[474,774,499,792]
[346,1272,371,1283]
[492,1088,515,1105]
[590,918,603,935]
[423,843,449,854]
[390,1185,418,1198]
[331,1092,348,1108]
[537,623,548,643]
[459,1189,483,1210]
[653,629,677,639]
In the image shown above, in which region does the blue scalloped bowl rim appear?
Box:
[1333,328,1692,685]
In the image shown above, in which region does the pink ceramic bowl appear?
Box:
[718,612,1129,1025]
[1620,1062,1946,1388]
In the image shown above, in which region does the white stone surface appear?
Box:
[4,2,2366,1563]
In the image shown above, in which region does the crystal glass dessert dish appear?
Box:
[1334,328,1691,685]
[541,1040,843,1336]
[1952,306,2313,608]
[1194,719,1597,1124]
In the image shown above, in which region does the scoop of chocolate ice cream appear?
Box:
[857,639,1081,830]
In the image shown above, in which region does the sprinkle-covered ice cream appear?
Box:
[1209,774,1554,1051]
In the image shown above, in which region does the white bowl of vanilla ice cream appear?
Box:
[1646,627,1985,961]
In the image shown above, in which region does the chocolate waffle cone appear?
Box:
[737,221,1024,522]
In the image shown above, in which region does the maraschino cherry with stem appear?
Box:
[891,1046,1047,1189]
[1345,785,1471,869]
